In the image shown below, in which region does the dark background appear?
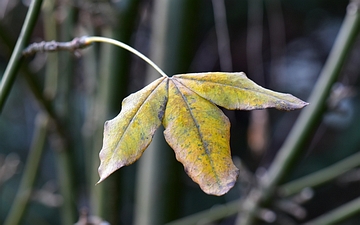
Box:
[1,0,360,224]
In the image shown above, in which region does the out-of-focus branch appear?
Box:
[4,114,48,225]
[0,0,43,112]
[211,0,233,71]
[305,195,360,225]
[279,151,360,197]
[237,1,360,224]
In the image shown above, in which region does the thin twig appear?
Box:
[22,36,90,56]
[22,36,169,78]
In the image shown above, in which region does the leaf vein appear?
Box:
[171,79,221,186]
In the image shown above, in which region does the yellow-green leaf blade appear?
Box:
[163,78,239,196]
[174,72,308,110]
[98,77,168,183]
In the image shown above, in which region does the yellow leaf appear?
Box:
[98,71,308,195]
[163,78,239,196]
[98,77,168,183]
[174,72,308,110]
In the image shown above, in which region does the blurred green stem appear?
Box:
[211,0,233,71]
[0,0,43,112]
[90,2,141,224]
[279,151,360,197]
[305,196,360,225]
[133,2,170,224]
[4,115,48,225]
[53,2,78,224]
[237,1,360,224]
[166,200,240,225]
[134,0,199,224]
[166,150,360,224]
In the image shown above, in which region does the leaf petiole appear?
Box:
[84,36,169,78]
[23,36,169,78]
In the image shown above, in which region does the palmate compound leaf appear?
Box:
[97,77,168,183]
[98,72,308,195]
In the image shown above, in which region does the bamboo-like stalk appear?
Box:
[237,1,360,224]
[3,115,48,225]
[134,0,199,224]
[211,0,233,71]
[88,2,141,224]
[55,3,78,224]
[133,1,171,224]
[90,27,118,222]
[0,0,43,111]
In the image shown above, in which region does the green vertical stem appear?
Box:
[211,0,233,71]
[237,1,360,224]
[0,0,43,112]
[54,3,78,224]
[91,27,117,222]
[89,1,141,224]
[43,0,59,99]
[134,0,199,224]
[55,143,76,225]
[4,115,48,225]
[133,2,170,225]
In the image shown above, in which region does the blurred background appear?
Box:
[1,0,360,224]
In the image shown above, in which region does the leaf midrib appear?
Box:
[171,78,222,188]
[177,76,293,101]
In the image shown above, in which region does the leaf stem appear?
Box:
[84,36,169,78]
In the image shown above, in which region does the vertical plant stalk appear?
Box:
[54,3,78,224]
[265,0,286,79]
[237,1,360,224]
[246,0,270,158]
[134,0,199,224]
[211,0,233,71]
[133,1,170,224]
[246,0,264,83]
[91,27,119,222]
[4,115,48,225]
[0,0,43,112]
[88,1,141,223]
